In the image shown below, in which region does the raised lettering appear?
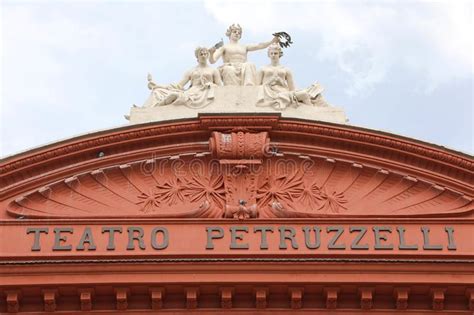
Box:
[151,227,169,250]
[349,226,369,250]
[421,227,442,250]
[254,226,274,250]
[206,226,224,249]
[127,227,146,250]
[373,226,393,250]
[26,227,48,251]
[76,227,97,251]
[327,226,345,250]
[230,226,249,249]
[445,226,456,250]
[279,226,298,249]
[53,227,73,251]
[397,226,418,250]
[303,226,321,249]
[101,227,122,250]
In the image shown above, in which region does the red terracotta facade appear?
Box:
[1,114,473,313]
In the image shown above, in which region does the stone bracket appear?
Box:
[431,288,446,310]
[78,288,94,311]
[5,290,21,313]
[185,287,199,309]
[359,287,374,310]
[42,289,58,312]
[466,288,474,311]
[288,287,304,309]
[393,287,410,310]
[149,287,165,310]
[220,287,234,309]
[114,287,130,311]
[324,287,340,309]
[255,287,269,309]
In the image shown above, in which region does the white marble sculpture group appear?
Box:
[144,24,328,110]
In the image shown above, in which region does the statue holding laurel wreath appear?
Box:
[134,25,332,117]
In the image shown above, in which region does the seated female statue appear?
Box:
[256,44,327,109]
[147,47,222,109]
[209,24,278,86]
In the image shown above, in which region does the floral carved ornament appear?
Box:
[7,131,472,219]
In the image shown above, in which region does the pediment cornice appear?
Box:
[1,115,472,220]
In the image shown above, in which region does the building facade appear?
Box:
[1,113,473,313]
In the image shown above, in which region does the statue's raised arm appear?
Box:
[246,36,279,52]
[131,25,345,125]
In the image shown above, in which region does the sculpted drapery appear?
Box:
[143,25,329,110]
[146,47,222,109]
[209,24,277,86]
[256,44,326,109]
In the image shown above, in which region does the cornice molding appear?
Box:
[1,115,472,206]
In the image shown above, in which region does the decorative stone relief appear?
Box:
[7,134,472,219]
[210,130,269,219]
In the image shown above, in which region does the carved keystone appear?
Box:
[5,290,21,313]
[288,287,304,309]
[114,288,129,310]
[210,131,269,219]
[209,131,269,160]
[149,287,165,310]
[78,288,94,311]
[393,287,410,310]
[42,289,58,312]
[466,288,474,311]
[220,287,234,309]
[430,288,446,310]
[359,287,374,310]
[185,287,199,309]
[324,287,340,309]
[255,287,269,309]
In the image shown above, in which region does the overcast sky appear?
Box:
[1,0,473,157]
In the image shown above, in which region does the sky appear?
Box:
[1,0,473,158]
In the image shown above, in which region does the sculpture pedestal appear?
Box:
[128,86,348,124]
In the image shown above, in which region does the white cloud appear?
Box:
[204,0,473,96]
[2,5,109,109]
[0,3,116,155]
